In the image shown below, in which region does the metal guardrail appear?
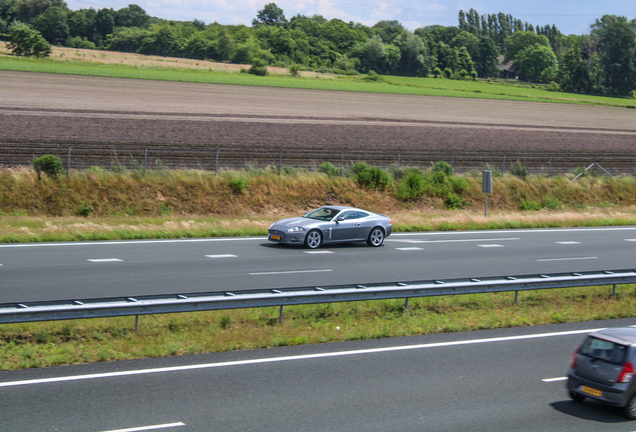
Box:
[1,269,635,325]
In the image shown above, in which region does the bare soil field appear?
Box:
[1,70,635,174]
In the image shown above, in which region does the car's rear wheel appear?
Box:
[568,390,585,403]
[624,394,636,419]
[367,227,385,247]
[304,230,323,249]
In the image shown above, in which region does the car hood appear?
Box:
[270,217,318,228]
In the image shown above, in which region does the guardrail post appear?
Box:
[613,284,617,297]
[135,315,140,331]
[404,298,409,311]
[279,305,284,324]
[514,291,518,305]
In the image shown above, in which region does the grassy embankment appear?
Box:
[2,166,636,242]
[1,46,636,108]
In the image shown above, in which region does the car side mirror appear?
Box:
[336,216,345,222]
[304,212,308,215]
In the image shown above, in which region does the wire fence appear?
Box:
[2,140,635,177]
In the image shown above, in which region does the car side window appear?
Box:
[339,211,359,220]
[357,212,369,218]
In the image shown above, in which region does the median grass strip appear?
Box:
[0,284,633,370]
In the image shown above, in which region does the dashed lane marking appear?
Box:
[477,244,504,248]
[87,259,123,263]
[205,254,238,258]
[536,257,598,262]
[556,241,581,245]
[99,423,186,432]
[395,247,424,251]
[303,251,335,254]
[249,269,333,275]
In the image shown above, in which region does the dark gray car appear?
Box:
[566,327,636,419]
[267,205,392,249]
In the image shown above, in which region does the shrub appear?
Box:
[509,160,528,180]
[7,23,51,57]
[364,70,381,81]
[318,162,339,177]
[433,67,441,78]
[229,177,248,194]
[520,200,541,211]
[67,37,96,50]
[77,202,94,216]
[350,162,369,176]
[289,64,301,77]
[248,59,269,76]
[445,194,467,209]
[541,195,562,210]
[282,165,297,176]
[110,162,126,174]
[356,166,392,190]
[443,67,452,78]
[431,161,454,176]
[449,176,469,194]
[481,163,501,177]
[32,155,64,179]
[395,172,425,201]
[85,166,105,176]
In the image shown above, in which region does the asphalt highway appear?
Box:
[1,226,636,303]
[2,318,636,431]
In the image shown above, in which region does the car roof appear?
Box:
[589,327,636,345]
[320,205,365,212]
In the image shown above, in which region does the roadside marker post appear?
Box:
[482,170,493,217]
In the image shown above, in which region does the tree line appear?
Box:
[1,0,635,96]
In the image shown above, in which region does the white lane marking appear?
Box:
[99,423,185,432]
[536,257,598,262]
[204,254,237,258]
[0,327,605,388]
[391,227,636,237]
[0,238,266,248]
[626,239,636,242]
[395,247,424,251]
[387,240,428,244]
[87,259,123,263]
[542,377,567,383]
[249,269,333,275]
[388,238,519,243]
[556,241,581,245]
[303,251,335,254]
[477,244,504,248]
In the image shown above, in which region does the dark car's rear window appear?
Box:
[580,336,628,365]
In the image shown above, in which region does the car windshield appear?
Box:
[580,337,628,365]
[303,207,340,221]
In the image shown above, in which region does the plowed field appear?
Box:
[2,71,635,174]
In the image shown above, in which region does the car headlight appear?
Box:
[287,227,306,233]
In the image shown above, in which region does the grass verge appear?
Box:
[1,284,633,370]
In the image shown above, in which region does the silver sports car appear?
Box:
[268,205,392,249]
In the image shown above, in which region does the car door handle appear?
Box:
[355,223,361,226]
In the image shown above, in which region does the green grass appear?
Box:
[2,55,636,108]
[1,284,633,370]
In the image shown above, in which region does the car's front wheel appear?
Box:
[304,230,323,249]
[624,394,636,419]
[367,227,385,247]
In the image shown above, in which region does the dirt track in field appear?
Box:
[1,70,635,173]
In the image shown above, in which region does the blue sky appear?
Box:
[67,0,635,35]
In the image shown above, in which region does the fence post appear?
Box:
[396,152,401,180]
[279,150,283,175]
[215,149,219,177]
[67,146,71,178]
[340,152,344,177]
[451,153,454,172]
[548,154,552,177]
[502,154,506,177]
[143,147,147,177]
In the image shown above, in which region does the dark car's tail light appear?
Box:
[570,348,580,369]
[618,362,635,383]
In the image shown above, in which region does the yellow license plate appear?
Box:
[580,386,603,397]
[271,235,281,240]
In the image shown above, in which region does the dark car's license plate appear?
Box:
[580,386,603,397]
[271,235,281,240]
